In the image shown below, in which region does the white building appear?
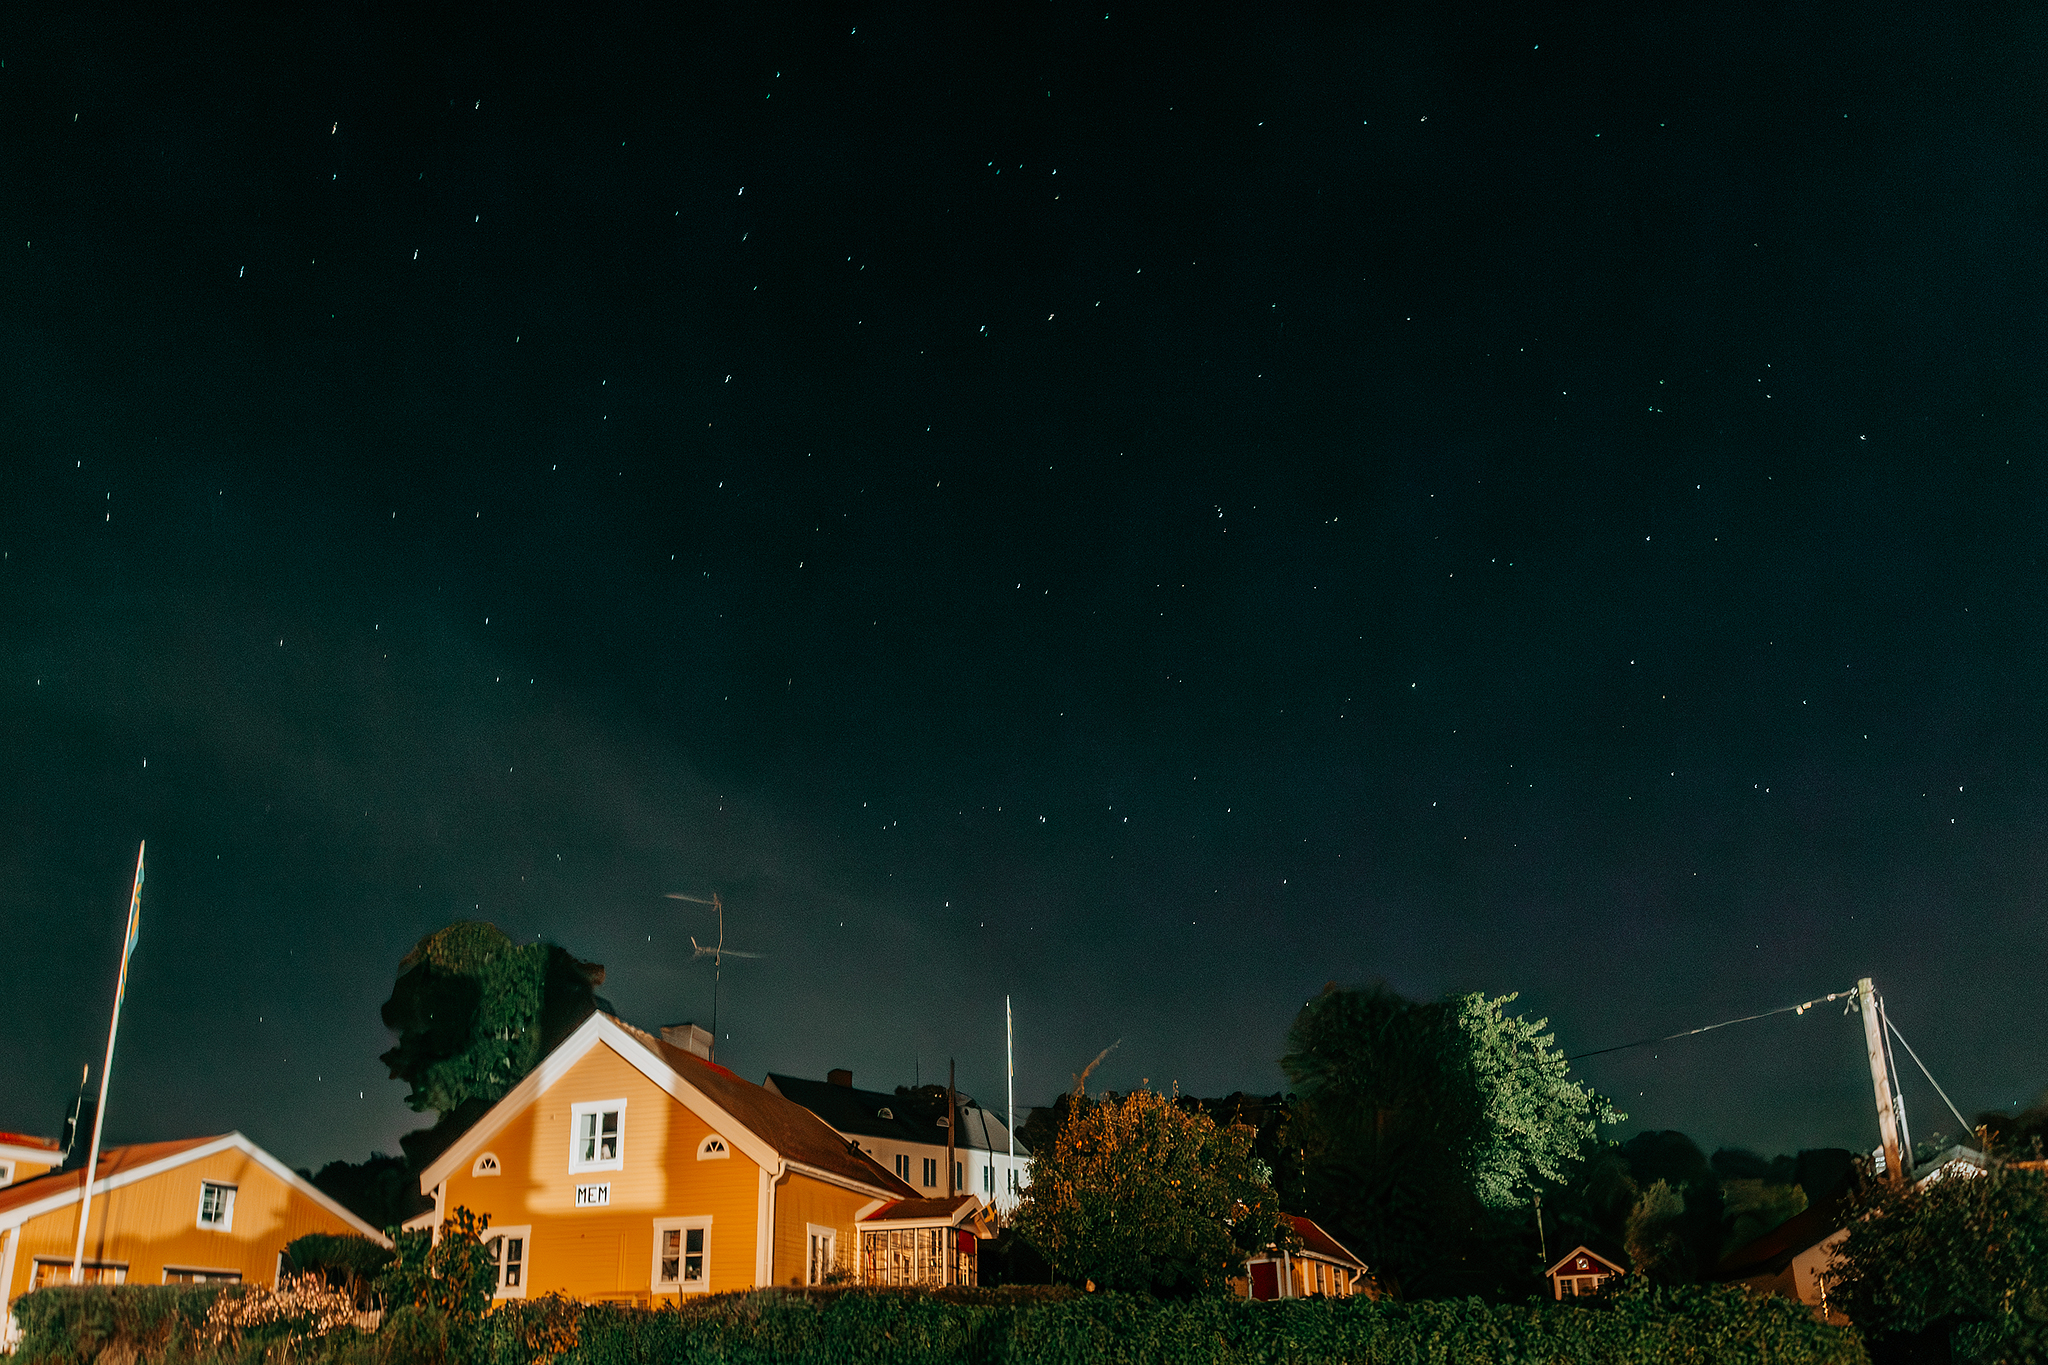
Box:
[764,1070,1030,1213]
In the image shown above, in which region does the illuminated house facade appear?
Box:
[416,1012,1002,1301]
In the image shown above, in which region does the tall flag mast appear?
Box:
[71,841,144,1284]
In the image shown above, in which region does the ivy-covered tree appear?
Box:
[1281,984,1618,1297]
[1014,1087,1291,1297]
[379,922,609,1167]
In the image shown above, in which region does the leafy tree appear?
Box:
[309,1152,431,1231]
[1824,1163,2048,1357]
[378,921,609,1167]
[1626,1179,1692,1282]
[1719,1178,1809,1260]
[1281,984,1617,1296]
[1014,1087,1291,1297]
[281,1231,393,1305]
[377,1204,498,1359]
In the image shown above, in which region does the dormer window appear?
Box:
[697,1135,729,1161]
[569,1099,627,1173]
[473,1153,501,1177]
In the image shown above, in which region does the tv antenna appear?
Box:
[663,891,764,1061]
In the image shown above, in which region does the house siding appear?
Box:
[4,1147,359,1301]
[436,1041,764,1301]
[770,1172,871,1287]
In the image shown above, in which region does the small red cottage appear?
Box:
[1242,1214,1372,1299]
[1546,1244,1625,1299]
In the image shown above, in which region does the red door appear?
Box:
[1250,1262,1279,1300]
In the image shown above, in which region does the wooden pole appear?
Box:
[1858,977,1906,1187]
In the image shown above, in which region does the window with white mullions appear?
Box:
[484,1226,530,1300]
[569,1099,626,1172]
[652,1217,711,1294]
[196,1181,237,1231]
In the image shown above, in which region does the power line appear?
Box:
[1568,987,1858,1063]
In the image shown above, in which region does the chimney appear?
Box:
[661,1022,714,1060]
[827,1069,853,1088]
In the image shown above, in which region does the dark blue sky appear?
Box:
[3,0,2045,1172]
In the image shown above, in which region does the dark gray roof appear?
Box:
[765,1074,1027,1155]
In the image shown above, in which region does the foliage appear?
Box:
[8,1284,224,1364]
[9,1281,1868,1365]
[1719,1177,1809,1259]
[1626,1179,1692,1282]
[377,1205,497,1327]
[283,1232,395,1303]
[1013,1086,1291,1297]
[378,921,607,1121]
[1281,984,1617,1297]
[199,1274,359,1349]
[1824,1164,2048,1347]
[309,1153,433,1232]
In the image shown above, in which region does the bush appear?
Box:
[12,1279,1865,1365]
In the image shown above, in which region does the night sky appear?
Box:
[4,0,2045,1175]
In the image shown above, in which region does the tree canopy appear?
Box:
[378,921,609,1167]
[1014,1087,1291,1297]
[1825,1164,2048,1356]
[1280,985,1617,1296]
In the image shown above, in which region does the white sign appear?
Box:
[574,1183,611,1208]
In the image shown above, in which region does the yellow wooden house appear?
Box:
[0,1131,386,1336]
[417,1012,928,1304]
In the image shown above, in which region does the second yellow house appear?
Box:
[418,1012,951,1304]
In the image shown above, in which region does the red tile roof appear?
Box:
[610,1019,917,1199]
[0,1132,60,1152]
[0,1137,223,1220]
[861,1195,980,1223]
[1286,1214,1367,1270]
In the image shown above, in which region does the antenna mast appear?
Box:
[663,891,764,1063]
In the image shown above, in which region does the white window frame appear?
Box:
[651,1216,712,1295]
[483,1224,531,1300]
[921,1157,937,1187]
[0,1161,12,1187]
[32,1258,126,1288]
[196,1181,238,1232]
[696,1134,730,1161]
[894,1153,910,1181]
[162,1266,242,1285]
[568,1098,627,1173]
[805,1223,838,1285]
[472,1152,501,1177]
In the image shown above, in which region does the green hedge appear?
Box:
[12,1282,1868,1365]
[478,1283,1867,1365]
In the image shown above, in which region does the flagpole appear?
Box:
[71,841,143,1285]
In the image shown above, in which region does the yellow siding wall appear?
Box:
[2,1162,54,1187]
[769,1172,873,1287]
[4,1148,362,1299]
[438,1043,765,1302]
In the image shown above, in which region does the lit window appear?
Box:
[197,1182,237,1231]
[806,1224,838,1285]
[653,1218,712,1293]
[569,1099,627,1172]
[484,1226,531,1300]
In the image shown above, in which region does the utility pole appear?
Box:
[1858,977,1906,1187]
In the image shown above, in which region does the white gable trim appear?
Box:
[0,1134,385,1245]
[0,1142,61,1170]
[420,1014,782,1191]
